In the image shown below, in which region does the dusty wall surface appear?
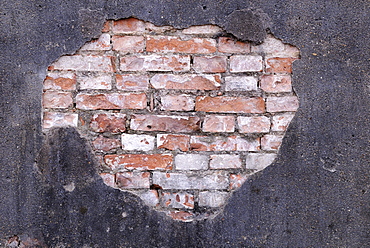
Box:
[0,0,369,247]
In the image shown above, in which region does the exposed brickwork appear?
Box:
[42,18,300,222]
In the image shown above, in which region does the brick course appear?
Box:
[42,18,300,221]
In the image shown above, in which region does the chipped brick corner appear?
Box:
[41,17,300,221]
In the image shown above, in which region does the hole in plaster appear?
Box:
[41,17,300,222]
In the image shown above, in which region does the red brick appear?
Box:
[78,73,112,90]
[116,74,149,91]
[150,74,221,90]
[90,113,126,133]
[265,57,297,73]
[210,154,242,169]
[112,18,146,34]
[260,75,292,93]
[43,112,78,129]
[43,71,76,90]
[261,135,284,151]
[160,192,194,209]
[130,115,200,132]
[230,55,263,72]
[218,37,251,53]
[192,56,227,73]
[116,172,150,189]
[101,21,111,32]
[49,55,113,72]
[76,93,147,110]
[229,174,248,190]
[147,36,217,54]
[195,96,265,113]
[92,136,121,151]
[202,115,235,132]
[182,25,222,35]
[237,116,270,133]
[80,33,111,51]
[157,134,190,151]
[120,55,190,72]
[190,135,260,152]
[271,113,295,131]
[104,154,173,170]
[43,91,73,109]
[266,96,299,112]
[160,94,195,111]
[112,35,145,53]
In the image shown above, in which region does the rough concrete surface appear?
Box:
[0,0,369,247]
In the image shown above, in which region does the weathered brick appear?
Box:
[260,75,292,93]
[112,36,145,53]
[145,23,174,33]
[210,155,242,169]
[229,55,263,72]
[101,21,110,32]
[90,113,126,133]
[271,113,295,131]
[120,55,190,72]
[192,56,227,73]
[92,136,121,151]
[116,172,150,189]
[195,96,265,113]
[100,173,116,188]
[266,96,299,112]
[78,73,112,90]
[104,154,173,171]
[265,57,297,73]
[198,191,228,207]
[112,18,146,34]
[229,174,248,190]
[160,192,194,209]
[175,154,208,170]
[157,134,190,151]
[245,153,277,170]
[182,25,222,35]
[49,55,113,72]
[261,135,284,151]
[202,115,235,133]
[190,135,260,152]
[150,74,221,90]
[224,76,258,91]
[76,93,147,110]
[80,33,111,51]
[167,210,194,222]
[146,36,217,54]
[160,94,195,111]
[43,91,73,109]
[43,71,76,90]
[218,37,250,53]
[130,115,200,132]
[152,171,229,190]
[116,74,149,91]
[251,35,285,55]
[43,112,78,129]
[237,116,270,133]
[137,190,159,207]
[121,134,155,151]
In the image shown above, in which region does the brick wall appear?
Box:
[42,18,299,221]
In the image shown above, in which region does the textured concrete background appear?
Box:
[0,0,369,247]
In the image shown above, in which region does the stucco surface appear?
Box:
[0,0,369,247]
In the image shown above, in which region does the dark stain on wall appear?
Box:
[0,0,369,247]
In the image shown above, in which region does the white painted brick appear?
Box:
[209,155,242,169]
[271,113,295,131]
[198,191,228,207]
[245,153,277,170]
[43,112,78,129]
[121,134,155,151]
[137,190,159,207]
[230,55,263,72]
[152,171,229,190]
[160,192,194,209]
[224,76,258,91]
[175,154,208,170]
[80,33,111,51]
